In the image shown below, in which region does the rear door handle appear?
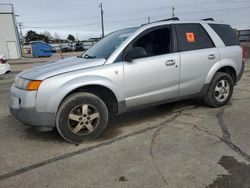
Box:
[208,54,215,60]
[165,60,176,66]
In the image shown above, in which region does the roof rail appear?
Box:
[202,18,214,21]
[157,17,180,22]
[141,17,179,26]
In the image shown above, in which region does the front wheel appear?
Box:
[56,92,108,143]
[204,72,234,107]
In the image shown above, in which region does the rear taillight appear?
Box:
[241,45,245,64]
[0,59,6,64]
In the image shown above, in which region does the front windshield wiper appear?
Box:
[82,54,96,59]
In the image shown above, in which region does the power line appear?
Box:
[22,4,250,30]
[104,0,249,17]
[23,22,99,29]
[21,0,249,24]
[178,5,250,15]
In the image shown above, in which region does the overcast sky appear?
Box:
[3,0,250,39]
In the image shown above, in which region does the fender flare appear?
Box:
[36,75,124,113]
[205,59,237,84]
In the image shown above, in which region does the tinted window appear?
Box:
[175,24,214,52]
[132,27,172,57]
[209,24,239,46]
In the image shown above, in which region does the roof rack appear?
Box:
[157,17,180,22]
[142,17,179,26]
[202,18,214,21]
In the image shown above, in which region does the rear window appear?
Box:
[209,24,239,46]
[175,23,215,52]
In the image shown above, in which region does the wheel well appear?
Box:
[217,66,236,84]
[64,85,119,116]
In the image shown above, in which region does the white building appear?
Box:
[0,4,21,59]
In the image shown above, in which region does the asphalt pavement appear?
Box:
[0,59,249,188]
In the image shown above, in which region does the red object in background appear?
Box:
[241,45,245,64]
[0,59,6,64]
[27,48,31,54]
[0,54,7,64]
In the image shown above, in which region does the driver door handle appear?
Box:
[165,59,176,66]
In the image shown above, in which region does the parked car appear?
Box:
[9,19,245,143]
[75,42,85,51]
[61,44,72,52]
[0,54,11,75]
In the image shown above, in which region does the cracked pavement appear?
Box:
[0,60,249,188]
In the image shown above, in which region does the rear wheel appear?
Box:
[56,92,108,143]
[204,72,234,107]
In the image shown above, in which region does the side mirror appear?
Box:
[124,47,147,62]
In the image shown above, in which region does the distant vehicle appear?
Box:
[61,44,72,52]
[0,54,11,75]
[74,42,85,51]
[10,19,244,143]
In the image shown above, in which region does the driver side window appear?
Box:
[132,27,172,58]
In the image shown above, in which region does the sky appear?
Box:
[2,0,250,40]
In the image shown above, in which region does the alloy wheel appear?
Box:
[67,104,100,135]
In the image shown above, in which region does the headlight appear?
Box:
[15,77,42,91]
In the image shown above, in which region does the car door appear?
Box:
[175,23,220,96]
[123,25,180,108]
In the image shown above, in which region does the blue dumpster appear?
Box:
[30,41,52,57]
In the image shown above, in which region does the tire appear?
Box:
[204,72,234,107]
[56,92,108,143]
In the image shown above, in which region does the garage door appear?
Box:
[6,41,19,59]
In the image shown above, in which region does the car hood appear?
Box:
[19,57,106,80]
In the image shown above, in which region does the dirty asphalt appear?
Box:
[0,59,249,188]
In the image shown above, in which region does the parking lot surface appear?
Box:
[0,59,249,188]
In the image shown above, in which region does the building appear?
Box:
[238,29,250,43]
[0,4,21,59]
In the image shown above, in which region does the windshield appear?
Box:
[81,27,138,59]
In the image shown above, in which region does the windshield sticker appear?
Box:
[186,32,195,43]
[118,32,134,39]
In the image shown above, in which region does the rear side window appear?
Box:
[175,23,214,52]
[209,24,239,46]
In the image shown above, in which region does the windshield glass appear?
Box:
[81,27,138,59]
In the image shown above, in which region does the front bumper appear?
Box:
[9,107,55,128]
[9,84,55,128]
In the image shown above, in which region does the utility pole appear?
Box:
[18,22,24,43]
[148,17,151,24]
[172,6,175,18]
[99,3,104,38]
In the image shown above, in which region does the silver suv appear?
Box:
[10,19,245,143]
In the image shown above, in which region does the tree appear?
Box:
[53,33,61,43]
[24,30,40,43]
[54,33,60,40]
[43,31,53,40]
[67,34,75,42]
[24,30,49,44]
